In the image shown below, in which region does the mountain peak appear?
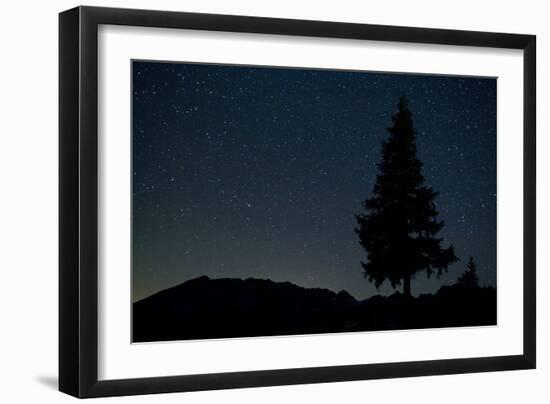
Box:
[133,276,496,343]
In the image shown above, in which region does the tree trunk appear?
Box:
[403,274,411,297]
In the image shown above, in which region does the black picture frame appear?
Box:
[59,5,536,398]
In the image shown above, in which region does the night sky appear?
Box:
[132,60,496,303]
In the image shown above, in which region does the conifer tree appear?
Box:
[457,256,480,288]
[355,96,457,296]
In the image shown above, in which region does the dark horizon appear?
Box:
[134,274,365,304]
[132,61,496,303]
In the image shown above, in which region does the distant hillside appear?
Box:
[133,276,496,342]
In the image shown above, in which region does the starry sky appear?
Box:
[132,60,496,303]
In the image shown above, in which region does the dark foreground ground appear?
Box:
[133,276,496,342]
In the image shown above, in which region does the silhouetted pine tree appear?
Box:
[355,96,457,296]
[457,256,480,288]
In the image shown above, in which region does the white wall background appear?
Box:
[0,0,546,402]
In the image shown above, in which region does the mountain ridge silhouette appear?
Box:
[133,276,496,342]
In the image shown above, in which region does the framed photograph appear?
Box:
[59,6,536,398]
